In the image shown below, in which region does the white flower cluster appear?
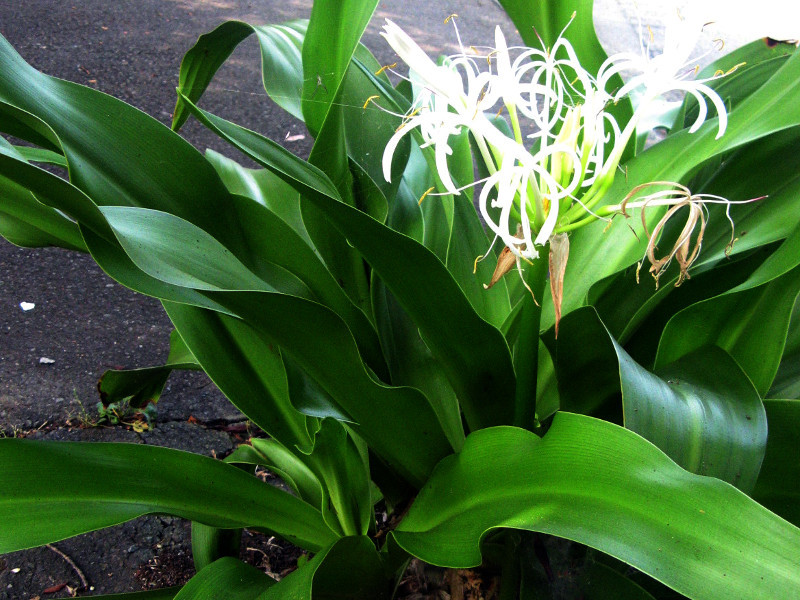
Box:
[380,14,731,263]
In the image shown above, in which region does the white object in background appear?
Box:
[19,301,35,311]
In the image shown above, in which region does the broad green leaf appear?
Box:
[0,34,271,278]
[163,303,313,450]
[621,346,766,493]
[656,265,800,397]
[0,439,337,553]
[180,97,517,431]
[371,278,464,450]
[393,412,800,600]
[0,137,84,251]
[299,419,372,537]
[175,558,273,600]
[260,536,392,600]
[191,523,242,572]
[550,308,767,491]
[173,20,307,130]
[752,398,800,526]
[202,290,453,488]
[204,149,309,244]
[301,0,379,136]
[98,206,285,294]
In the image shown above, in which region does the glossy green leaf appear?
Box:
[550,308,767,491]
[0,439,337,553]
[393,412,800,600]
[175,558,273,600]
[260,536,391,600]
[163,302,313,450]
[371,278,464,450]
[249,438,324,508]
[301,0,379,136]
[191,523,242,573]
[656,220,800,392]
[656,265,800,397]
[752,398,800,526]
[0,137,84,251]
[204,149,309,244]
[180,97,517,431]
[99,206,283,293]
[202,290,452,488]
[298,419,372,537]
[622,346,766,493]
[173,20,307,130]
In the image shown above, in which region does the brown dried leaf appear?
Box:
[483,246,517,290]
[549,233,570,339]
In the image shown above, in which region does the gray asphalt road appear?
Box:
[0,0,519,435]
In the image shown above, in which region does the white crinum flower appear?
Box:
[596,12,731,179]
[379,15,735,273]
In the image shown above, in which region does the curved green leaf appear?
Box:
[301,0,379,136]
[0,137,84,251]
[656,264,800,397]
[179,97,517,431]
[164,301,315,453]
[173,20,307,131]
[0,439,337,554]
[175,557,273,600]
[393,412,800,600]
[550,308,767,491]
[260,536,391,600]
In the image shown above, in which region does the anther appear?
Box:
[363,95,380,110]
[374,63,397,76]
[418,186,435,204]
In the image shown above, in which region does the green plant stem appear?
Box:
[513,255,548,430]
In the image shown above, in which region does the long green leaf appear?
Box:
[179,97,517,430]
[301,0,379,136]
[174,558,274,600]
[259,536,391,600]
[550,308,767,492]
[173,20,307,130]
[393,412,800,600]
[0,440,337,553]
[164,302,314,450]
